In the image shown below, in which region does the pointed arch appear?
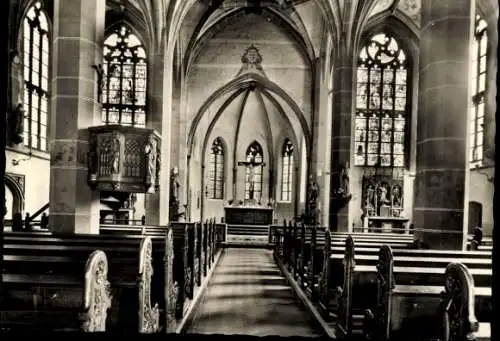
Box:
[208,137,226,199]
[102,24,149,127]
[21,0,51,151]
[354,31,410,168]
[4,174,25,218]
[469,12,488,168]
[280,139,294,202]
[244,141,264,201]
[187,72,311,158]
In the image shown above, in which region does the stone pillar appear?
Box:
[49,0,105,234]
[413,0,474,249]
[329,50,354,232]
[144,50,173,225]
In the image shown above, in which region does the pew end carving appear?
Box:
[441,262,479,341]
[138,237,160,333]
[81,250,112,332]
[338,235,356,336]
[364,244,395,341]
[164,228,178,333]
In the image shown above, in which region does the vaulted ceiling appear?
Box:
[104,0,428,59]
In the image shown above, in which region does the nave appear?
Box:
[185,248,323,337]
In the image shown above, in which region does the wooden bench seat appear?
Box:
[315,236,492,338]
[359,247,492,341]
[1,249,111,332]
[329,246,492,258]
[2,232,169,333]
[100,224,168,236]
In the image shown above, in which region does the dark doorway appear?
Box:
[468,201,482,234]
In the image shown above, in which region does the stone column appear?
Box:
[49,0,105,234]
[329,50,355,232]
[413,0,474,249]
[144,49,173,225]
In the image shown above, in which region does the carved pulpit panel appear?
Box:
[87,125,161,193]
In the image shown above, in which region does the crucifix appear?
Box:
[237,158,266,200]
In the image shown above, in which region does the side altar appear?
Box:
[224,202,273,226]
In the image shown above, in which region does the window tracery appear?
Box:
[208,138,224,199]
[22,1,50,151]
[102,26,148,127]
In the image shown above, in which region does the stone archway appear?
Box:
[4,173,25,219]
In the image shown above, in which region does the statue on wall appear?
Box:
[87,134,98,184]
[331,162,353,213]
[8,103,25,145]
[169,167,182,221]
[306,175,319,225]
[111,132,120,174]
[92,64,105,103]
[144,136,156,187]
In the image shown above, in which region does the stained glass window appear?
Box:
[22,1,49,151]
[470,14,488,168]
[281,139,294,202]
[355,33,408,167]
[245,141,264,201]
[102,26,147,127]
[208,137,224,199]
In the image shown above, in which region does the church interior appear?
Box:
[1,0,497,339]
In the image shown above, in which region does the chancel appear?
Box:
[1,0,496,339]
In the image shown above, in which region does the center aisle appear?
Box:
[185,248,324,337]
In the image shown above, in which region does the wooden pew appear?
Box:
[100,223,168,237]
[305,230,414,300]
[170,222,194,319]
[2,232,171,333]
[360,246,492,340]
[1,246,112,331]
[441,263,491,341]
[316,234,491,337]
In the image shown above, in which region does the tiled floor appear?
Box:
[186,248,324,337]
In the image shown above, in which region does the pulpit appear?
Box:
[87,125,161,193]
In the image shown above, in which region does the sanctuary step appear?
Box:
[225,224,270,246]
[227,224,269,236]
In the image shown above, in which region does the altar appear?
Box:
[224,205,273,225]
[363,216,410,233]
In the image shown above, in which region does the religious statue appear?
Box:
[144,136,156,185]
[155,144,161,189]
[247,164,256,200]
[306,175,319,225]
[111,132,120,174]
[169,167,182,221]
[339,162,350,196]
[92,64,105,103]
[378,183,390,206]
[87,134,98,184]
[391,185,402,207]
[8,103,25,145]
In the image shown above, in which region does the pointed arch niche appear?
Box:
[188,73,308,222]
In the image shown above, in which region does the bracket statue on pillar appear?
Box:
[8,51,25,146]
[169,167,184,221]
[144,135,157,191]
[332,162,352,210]
[306,175,320,225]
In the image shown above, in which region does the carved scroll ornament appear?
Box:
[82,250,112,332]
[164,228,178,332]
[319,229,332,304]
[339,235,356,334]
[441,262,479,341]
[373,245,395,341]
[138,237,160,333]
